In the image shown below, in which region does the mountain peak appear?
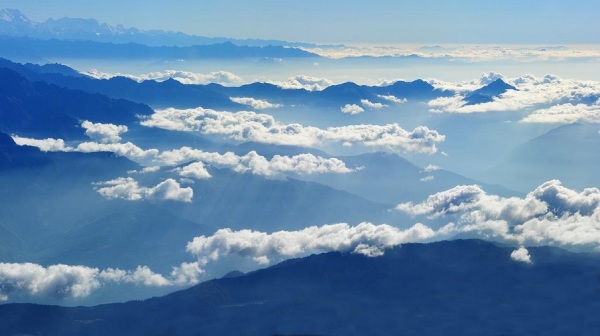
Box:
[464,78,517,105]
[0,8,33,23]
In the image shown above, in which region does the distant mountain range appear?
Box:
[0,8,337,48]
[2,239,599,335]
[0,58,449,110]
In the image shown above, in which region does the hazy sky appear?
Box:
[1,0,599,44]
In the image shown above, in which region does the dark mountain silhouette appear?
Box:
[464,78,517,105]
[1,239,600,335]
[0,8,333,48]
[0,67,153,138]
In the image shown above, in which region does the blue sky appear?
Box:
[1,0,599,44]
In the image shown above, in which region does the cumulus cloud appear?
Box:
[510,247,532,264]
[85,69,244,85]
[272,75,333,91]
[360,99,387,109]
[81,120,128,143]
[93,177,193,202]
[0,263,100,301]
[377,95,407,104]
[141,107,445,154]
[340,104,364,115]
[186,222,444,266]
[230,97,282,109]
[396,180,600,249]
[0,262,202,301]
[173,161,212,180]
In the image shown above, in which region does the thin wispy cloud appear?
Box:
[230,97,282,109]
[85,69,244,86]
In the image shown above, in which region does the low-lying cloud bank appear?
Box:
[84,69,244,86]
[428,73,600,123]
[0,262,202,302]
[141,107,445,154]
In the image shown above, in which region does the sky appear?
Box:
[1,0,599,44]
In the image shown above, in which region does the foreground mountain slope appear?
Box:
[1,239,599,335]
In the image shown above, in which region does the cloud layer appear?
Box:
[141,107,445,154]
[428,73,600,124]
[85,69,244,85]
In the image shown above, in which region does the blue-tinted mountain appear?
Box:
[2,239,600,335]
[0,131,394,275]
[302,151,518,204]
[464,78,517,105]
[0,8,333,48]
[0,36,319,62]
[0,58,452,110]
[483,123,600,192]
[0,67,152,138]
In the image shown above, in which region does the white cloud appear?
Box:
[272,75,333,91]
[159,150,354,179]
[81,120,128,143]
[0,263,100,300]
[11,134,355,178]
[75,142,159,165]
[0,262,202,301]
[396,180,600,249]
[11,136,72,152]
[186,222,442,266]
[377,95,407,104]
[85,69,244,86]
[360,99,387,109]
[510,247,532,264]
[230,97,282,109]
[128,166,161,174]
[341,104,364,115]
[420,176,434,182]
[93,177,193,202]
[99,266,171,287]
[141,107,445,154]
[422,164,441,172]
